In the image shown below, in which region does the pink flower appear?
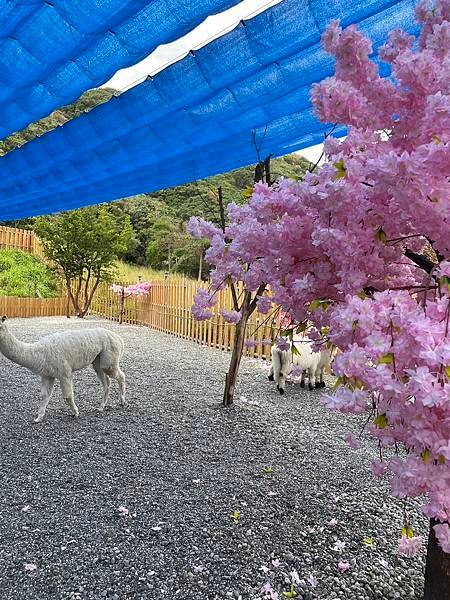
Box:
[220,309,241,324]
[188,216,222,240]
[244,339,258,349]
[337,561,351,573]
[257,295,272,314]
[438,261,450,278]
[291,365,303,378]
[333,540,346,552]
[192,289,217,321]
[370,459,387,479]
[290,569,301,586]
[343,432,361,449]
[397,535,423,557]
[276,338,290,352]
[186,4,450,555]
[434,523,450,553]
[261,582,280,600]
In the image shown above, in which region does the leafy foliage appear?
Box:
[113,154,310,275]
[0,249,60,298]
[34,206,136,316]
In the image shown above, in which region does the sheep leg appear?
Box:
[276,352,290,395]
[300,371,306,388]
[34,376,55,423]
[268,363,274,381]
[315,366,322,389]
[60,376,78,418]
[277,370,287,395]
[319,367,326,388]
[93,358,111,411]
[308,367,315,391]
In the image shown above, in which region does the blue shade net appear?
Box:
[0,0,242,139]
[0,0,419,220]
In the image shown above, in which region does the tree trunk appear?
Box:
[223,291,251,406]
[424,519,450,600]
[66,279,80,317]
[198,251,203,281]
[78,277,100,318]
[119,286,125,324]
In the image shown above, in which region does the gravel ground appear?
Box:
[0,317,427,600]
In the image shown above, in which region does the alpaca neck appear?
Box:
[0,328,36,371]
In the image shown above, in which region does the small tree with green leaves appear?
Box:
[35,206,136,317]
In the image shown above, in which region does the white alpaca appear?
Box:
[268,337,332,395]
[0,316,125,422]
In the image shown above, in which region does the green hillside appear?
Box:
[0,249,60,298]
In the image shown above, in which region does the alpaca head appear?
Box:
[0,315,7,334]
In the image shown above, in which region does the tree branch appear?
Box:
[404,249,437,275]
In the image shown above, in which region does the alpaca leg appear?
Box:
[268,363,274,381]
[105,366,126,406]
[34,376,55,423]
[60,376,78,418]
[115,368,126,406]
[93,359,111,411]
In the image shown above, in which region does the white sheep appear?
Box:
[0,316,125,422]
[268,337,332,395]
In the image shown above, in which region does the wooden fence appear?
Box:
[0,225,45,258]
[0,295,69,319]
[0,225,275,358]
[90,279,276,360]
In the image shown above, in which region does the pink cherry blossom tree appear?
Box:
[110,281,152,324]
[189,1,450,595]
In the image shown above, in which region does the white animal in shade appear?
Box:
[269,336,332,394]
[0,316,125,422]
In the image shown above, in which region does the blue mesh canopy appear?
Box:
[0,0,419,220]
[0,0,241,139]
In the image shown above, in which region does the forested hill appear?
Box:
[111,153,311,267]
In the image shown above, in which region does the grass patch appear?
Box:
[0,249,60,298]
[115,261,191,282]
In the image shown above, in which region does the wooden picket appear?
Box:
[0,225,277,357]
[89,279,277,359]
[0,295,69,319]
[0,225,45,258]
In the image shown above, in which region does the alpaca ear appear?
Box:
[1,315,6,322]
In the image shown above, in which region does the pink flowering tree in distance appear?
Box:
[189,1,450,595]
[110,281,152,324]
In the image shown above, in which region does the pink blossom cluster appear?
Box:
[397,534,424,558]
[110,281,152,296]
[191,288,217,320]
[220,308,242,324]
[189,0,450,551]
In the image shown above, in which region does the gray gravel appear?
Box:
[0,317,427,600]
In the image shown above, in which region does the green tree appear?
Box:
[145,217,207,278]
[35,206,137,317]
